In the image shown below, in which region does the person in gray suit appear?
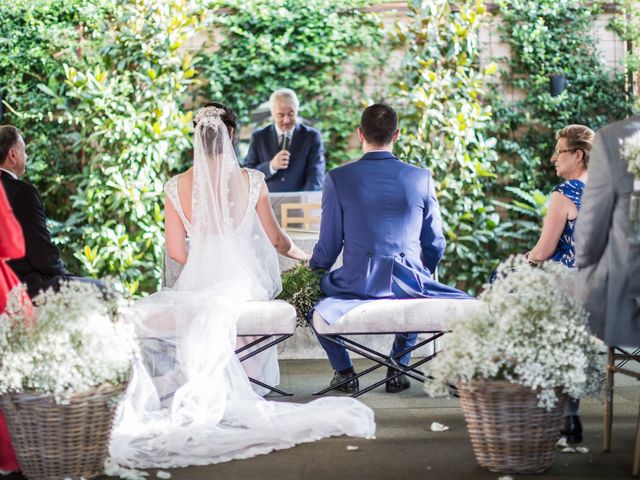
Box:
[575,115,640,348]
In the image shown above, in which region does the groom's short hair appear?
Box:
[360,104,397,146]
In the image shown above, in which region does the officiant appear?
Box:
[243,89,325,191]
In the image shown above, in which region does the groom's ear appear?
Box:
[392,129,399,142]
[357,127,365,143]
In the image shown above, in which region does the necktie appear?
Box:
[280,133,291,151]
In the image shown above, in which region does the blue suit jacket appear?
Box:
[309,151,469,323]
[243,123,325,192]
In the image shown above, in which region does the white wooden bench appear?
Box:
[142,300,298,397]
[311,298,486,397]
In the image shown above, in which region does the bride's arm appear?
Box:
[165,197,188,264]
[255,182,310,261]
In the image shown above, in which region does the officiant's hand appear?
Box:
[270,150,290,171]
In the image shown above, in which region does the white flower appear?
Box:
[0,282,139,403]
[621,131,640,178]
[424,256,603,410]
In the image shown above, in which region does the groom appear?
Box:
[309,104,469,394]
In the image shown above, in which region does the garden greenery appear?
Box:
[0,0,637,295]
[0,0,107,264]
[0,0,384,294]
[205,0,387,168]
[609,0,640,110]
[391,0,500,292]
[491,0,636,255]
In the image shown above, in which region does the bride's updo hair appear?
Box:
[194,102,239,156]
[194,102,238,138]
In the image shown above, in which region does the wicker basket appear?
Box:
[458,380,567,474]
[0,384,126,480]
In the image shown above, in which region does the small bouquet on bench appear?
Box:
[277,264,324,326]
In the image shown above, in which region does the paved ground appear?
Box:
[5,358,640,480]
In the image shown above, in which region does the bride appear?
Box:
[109,104,375,468]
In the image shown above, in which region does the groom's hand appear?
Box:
[270,150,290,171]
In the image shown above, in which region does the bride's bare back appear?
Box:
[165,167,307,265]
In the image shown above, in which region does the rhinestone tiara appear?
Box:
[194,106,225,127]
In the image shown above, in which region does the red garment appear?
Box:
[0,181,26,471]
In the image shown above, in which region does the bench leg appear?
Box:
[236,334,294,397]
[604,346,615,452]
[311,331,445,397]
[248,377,294,397]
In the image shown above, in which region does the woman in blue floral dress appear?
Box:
[527,124,594,444]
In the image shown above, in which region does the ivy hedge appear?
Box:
[490,0,636,255]
[0,0,636,295]
[391,0,500,292]
[205,0,387,168]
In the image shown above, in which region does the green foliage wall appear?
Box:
[57,0,204,294]
[0,0,386,294]
[0,0,106,263]
[204,0,387,168]
[609,0,640,107]
[491,0,637,254]
[391,0,500,292]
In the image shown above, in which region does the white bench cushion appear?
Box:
[312,298,486,335]
[237,300,297,336]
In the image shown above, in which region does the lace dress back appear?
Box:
[163,169,281,394]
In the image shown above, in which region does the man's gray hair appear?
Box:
[269,88,299,111]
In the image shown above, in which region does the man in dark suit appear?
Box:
[309,104,469,394]
[244,89,325,191]
[0,125,100,298]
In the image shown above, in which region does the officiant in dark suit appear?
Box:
[0,125,102,298]
[243,89,325,191]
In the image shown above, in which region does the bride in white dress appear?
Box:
[109,104,375,468]
[161,104,288,394]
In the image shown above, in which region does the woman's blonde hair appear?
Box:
[556,124,595,168]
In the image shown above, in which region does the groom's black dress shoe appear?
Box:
[560,415,583,444]
[386,360,411,393]
[330,371,359,393]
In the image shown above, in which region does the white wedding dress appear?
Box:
[163,173,280,395]
[109,107,375,468]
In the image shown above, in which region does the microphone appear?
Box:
[282,133,292,151]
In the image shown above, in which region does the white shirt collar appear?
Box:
[275,124,296,138]
[0,168,17,180]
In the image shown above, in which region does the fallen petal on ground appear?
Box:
[430,421,449,432]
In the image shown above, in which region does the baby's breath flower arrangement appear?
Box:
[0,282,138,403]
[425,256,602,410]
[277,264,324,326]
